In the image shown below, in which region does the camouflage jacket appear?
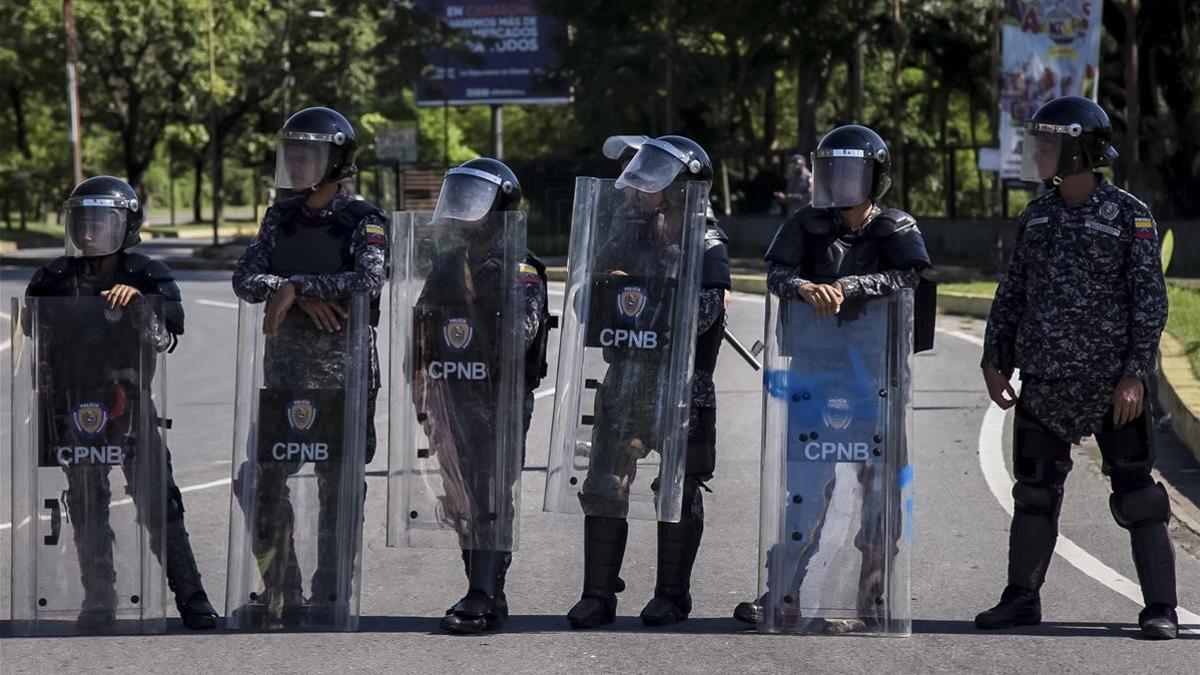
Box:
[232,188,388,389]
[982,177,1167,442]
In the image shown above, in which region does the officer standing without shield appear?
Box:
[388,157,552,634]
[16,176,217,632]
[734,124,933,631]
[976,96,1178,640]
[226,106,387,629]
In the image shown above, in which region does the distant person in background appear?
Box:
[774,154,813,216]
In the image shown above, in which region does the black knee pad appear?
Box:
[1012,412,1071,484]
[1110,482,1170,529]
[1012,481,1062,517]
[1098,413,1154,475]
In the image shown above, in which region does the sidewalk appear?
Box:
[0,238,245,271]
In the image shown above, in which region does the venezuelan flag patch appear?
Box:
[1134,217,1156,240]
[519,262,541,284]
[365,223,387,247]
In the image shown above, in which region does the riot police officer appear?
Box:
[734,124,931,626]
[24,176,218,630]
[230,106,387,624]
[977,96,1177,639]
[408,158,552,633]
[566,135,730,628]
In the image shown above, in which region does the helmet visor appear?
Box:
[65,200,127,257]
[432,167,501,223]
[274,139,330,190]
[1020,128,1066,183]
[602,135,647,162]
[614,139,688,194]
[810,149,873,209]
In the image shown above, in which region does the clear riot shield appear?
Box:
[544,177,708,523]
[225,294,369,631]
[9,296,168,636]
[756,291,914,636]
[386,211,527,550]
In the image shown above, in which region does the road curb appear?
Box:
[1157,332,1200,468]
[936,291,993,319]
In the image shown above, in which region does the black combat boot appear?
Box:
[567,516,628,629]
[1139,604,1178,640]
[442,550,512,634]
[975,585,1042,629]
[641,516,704,626]
[165,521,218,629]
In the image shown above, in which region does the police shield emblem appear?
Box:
[72,402,108,437]
[822,394,853,430]
[618,286,647,322]
[443,317,473,352]
[287,399,317,432]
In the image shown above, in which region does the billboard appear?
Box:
[998,1,1103,179]
[416,0,570,106]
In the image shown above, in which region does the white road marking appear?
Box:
[195,298,238,309]
[0,477,232,532]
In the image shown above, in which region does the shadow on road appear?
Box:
[913,618,1199,639]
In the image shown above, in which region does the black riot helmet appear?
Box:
[1021,96,1118,186]
[432,157,522,223]
[63,176,144,257]
[810,124,891,209]
[273,106,358,191]
[615,134,712,193]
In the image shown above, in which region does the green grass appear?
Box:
[0,221,64,249]
[941,280,1200,379]
[941,281,999,296]
[1167,285,1200,379]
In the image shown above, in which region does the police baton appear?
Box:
[723,328,762,371]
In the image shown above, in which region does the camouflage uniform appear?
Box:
[230,187,388,608]
[981,175,1175,610]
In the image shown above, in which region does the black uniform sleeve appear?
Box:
[702,230,732,290]
[142,258,185,335]
[764,211,809,298]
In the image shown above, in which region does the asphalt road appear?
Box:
[1,264,1198,673]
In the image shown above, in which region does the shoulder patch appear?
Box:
[1026,216,1050,227]
[364,222,388,248]
[519,262,542,284]
[1134,217,1157,240]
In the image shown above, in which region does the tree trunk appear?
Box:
[794,50,826,157]
[211,127,224,246]
[849,34,864,123]
[763,73,778,152]
[8,85,30,158]
[890,0,909,207]
[192,156,204,223]
[1120,0,1139,192]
